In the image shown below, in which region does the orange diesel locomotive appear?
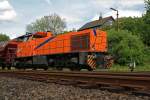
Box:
[1,29,111,70]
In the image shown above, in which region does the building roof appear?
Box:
[78,16,115,31]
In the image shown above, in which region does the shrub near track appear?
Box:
[107,29,145,66]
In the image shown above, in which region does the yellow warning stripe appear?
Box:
[87,55,97,69]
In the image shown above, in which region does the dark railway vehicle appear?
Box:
[0,41,17,70]
[0,29,112,71]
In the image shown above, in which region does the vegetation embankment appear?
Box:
[106,0,150,71]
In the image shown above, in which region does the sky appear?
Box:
[0,0,146,38]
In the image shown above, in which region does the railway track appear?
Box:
[0,70,150,96]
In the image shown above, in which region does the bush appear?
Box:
[107,29,145,65]
[143,47,150,64]
[0,33,10,41]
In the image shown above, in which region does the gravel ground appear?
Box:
[0,77,149,100]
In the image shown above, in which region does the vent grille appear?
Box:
[71,33,89,51]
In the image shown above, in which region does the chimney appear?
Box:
[99,13,103,20]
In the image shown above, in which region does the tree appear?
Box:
[0,34,10,41]
[26,14,66,35]
[107,29,144,65]
[110,16,150,46]
[145,0,150,13]
[111,0,150,46]
[142,0,150,46]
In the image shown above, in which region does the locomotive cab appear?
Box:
[14,32,53,42]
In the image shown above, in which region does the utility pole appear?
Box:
[110,8,119,31]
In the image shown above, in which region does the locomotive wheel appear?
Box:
[70,66,81,71]
[2,66,5,70]
[87,68,93,71]
[23,67,26,70]
[44,67,48,70]
[70,67,75,71]
[7,66,11,70]
[33,67,37,70]
[56,67,63,71]
[76,66,81,71]
[86,66,93,71]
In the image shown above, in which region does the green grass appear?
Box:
[109,65,129,72]
[109,64,150,72]
[109,48,150,72]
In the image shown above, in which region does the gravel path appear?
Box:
[0,77,149,100]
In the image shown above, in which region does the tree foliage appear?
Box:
[0,34,10,42]
[107,29,144,65]
[26,14,66,35]
[111,16,150,46]
[110,0,150,46]
[142,0,150,45]
[145,0,150,13]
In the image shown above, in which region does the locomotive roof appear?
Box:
[17,33,32,38]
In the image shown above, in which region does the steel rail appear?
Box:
[0,71,150,91]
[1,70,150,77]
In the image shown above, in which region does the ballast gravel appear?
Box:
[0,76,149,100]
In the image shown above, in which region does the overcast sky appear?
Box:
[0,0,146,38]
